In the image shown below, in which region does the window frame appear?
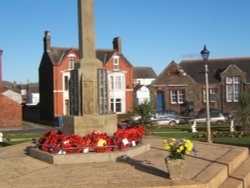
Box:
[170,89,185,104]
[226,76,240,102]
[68,54,76,70]
[203,88,217,102]
[113,55,120,70]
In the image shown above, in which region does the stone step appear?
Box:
[219,155,250,188]
[216,146,249,174]
[196,145,249,188]
[229,157,250,188]
[219,177,243,188]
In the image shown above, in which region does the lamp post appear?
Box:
[200,45,212,144]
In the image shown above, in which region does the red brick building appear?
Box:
[0,49,22,128]
[152,57,250,115]
[39,31,133,121]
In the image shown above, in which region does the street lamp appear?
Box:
[200,45,212,144]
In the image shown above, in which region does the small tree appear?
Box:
[236,92,250,129]
[132,100,156,134]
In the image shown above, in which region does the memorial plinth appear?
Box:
[63,114,117,136]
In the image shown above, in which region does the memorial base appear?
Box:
[62,114,117,136]
[28,143,151,164]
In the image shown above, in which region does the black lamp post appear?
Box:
[200,45,212,144]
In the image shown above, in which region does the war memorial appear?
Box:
[1,0,249,187]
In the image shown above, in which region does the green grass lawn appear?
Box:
[1,124,249,149]
[0,133,43,148]
[152,124,250,148]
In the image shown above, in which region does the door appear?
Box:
[157,91,164,111]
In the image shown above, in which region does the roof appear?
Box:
[179,57,250,84]
[48,47,71,65]
[133,67,157,79]
[133,84,150,92]
[2,82,39,93]
[47,47,133,66]
[96,49,116,64]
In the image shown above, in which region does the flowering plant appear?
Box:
[163,138,197,160]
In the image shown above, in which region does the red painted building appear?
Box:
[0,49,22,128]
[39,31,133,121]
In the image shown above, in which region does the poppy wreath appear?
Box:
[38,130,66,154]
[83,131,114,152]
[37,125,145,154]
[62,134,86,153]
[113,125,145,150]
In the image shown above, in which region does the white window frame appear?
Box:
[68,54,75,70]
[109,75,124,91]
[110,98,122,113]
[113,55,120,70]
[170,90,185,104]
[203,88,217,102]
[226,76,240,102]
[109,76,114,90]
[115,76,122,89]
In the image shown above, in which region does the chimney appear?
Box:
[43,30,51,52]
[113,37,122,53]
[0,49,2,93]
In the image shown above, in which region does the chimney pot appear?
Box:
[44,30,51,52]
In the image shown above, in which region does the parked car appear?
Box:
[198,108,221,116]
[130,109,186,125]
[151,116,180,126]
[189,111,228,124]
[155,110,188,124]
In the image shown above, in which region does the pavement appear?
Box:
[0,134,249,188]
[0,121,56,134]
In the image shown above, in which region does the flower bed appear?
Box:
[36,126,144,154]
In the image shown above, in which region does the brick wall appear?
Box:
[0,95,22,127]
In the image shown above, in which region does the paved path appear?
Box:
[0,136,248,188]
[0,121,56,135]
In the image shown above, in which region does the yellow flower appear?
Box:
[177,145,184,153]
[184,140,194,153]
[97,139,107,147]
[163,140,170,150]
[163,138,196,159]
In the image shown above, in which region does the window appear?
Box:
[171,90,177,104]
[109,76,114,90]
[178,90,185,103]
[113,55,120,70]
[64,76,69,91]
[226,76,240,102]
[110,98,122,112]
[170,90,185,104]
[115,76,122,89]
[115,99,122,112]
[203,88,217,102]
[68,54,75,69]
[109,75,124,90]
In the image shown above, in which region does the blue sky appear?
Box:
[1,0,250,83]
